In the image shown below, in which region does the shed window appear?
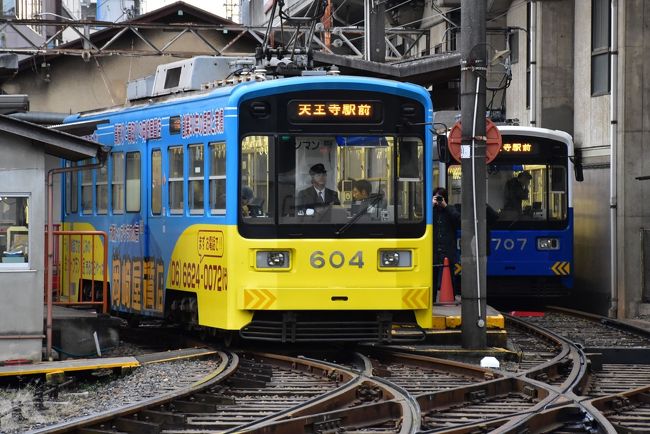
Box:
[0,195,29,269]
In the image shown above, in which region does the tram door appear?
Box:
[142,146,165,315]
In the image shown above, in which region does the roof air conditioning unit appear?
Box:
[435,0,461,6]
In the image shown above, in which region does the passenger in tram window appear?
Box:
[350,179,377,215]
[296,163,340,213]
[242,186,264,217]
[241,186,254,217]
[503,170,532,215]
[351,179,371,202]
[432,187,461,300]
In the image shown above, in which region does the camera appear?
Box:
[434,195,443,203]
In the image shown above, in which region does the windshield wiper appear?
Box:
[335,193,383,235]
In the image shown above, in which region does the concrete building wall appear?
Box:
[505,1,574,130]
[570,0,612,314]
[505,3,528,123]
[618,0,650,317]
[538,0,574,134]
[0,138,45,362]
[568,0,650,318]
[502,0,614,313]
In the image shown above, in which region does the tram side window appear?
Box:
[188,144,204,214]
[457,163,571,226]
[151,150,162,215]
[96,162,108,214]
[65,162,78,214]
[241,136,270,220]
[126,152,141,213]
[168,146,184,215]
[549,166,567,220]
[209,142,226,214]
[81,158,93,214]
[112,152,124,214]
[397,138,424,221]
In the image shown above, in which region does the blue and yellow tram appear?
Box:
[60,67,435,342]
[442,126,577,297]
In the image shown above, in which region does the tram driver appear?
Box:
[296,163,340,215]
[503,170,532,217]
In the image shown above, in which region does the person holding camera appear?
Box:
[432,187,460,301]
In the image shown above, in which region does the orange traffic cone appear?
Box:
[438,257,455,304]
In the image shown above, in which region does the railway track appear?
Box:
[27,307,650,433]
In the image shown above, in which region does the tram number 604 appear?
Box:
[310,250,364,269]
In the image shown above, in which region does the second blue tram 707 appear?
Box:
[59,62,436,343]
[442,126,578,297]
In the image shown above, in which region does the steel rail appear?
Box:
[29,350,234,433]
[232,352,420,434]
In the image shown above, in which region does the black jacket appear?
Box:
[297,186,340,210]
[433,204,461,265]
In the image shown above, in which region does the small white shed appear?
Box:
[0,114,104,362]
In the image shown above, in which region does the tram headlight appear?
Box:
[537,237,560,250]
[379,250,412,268]
[256,250,291,269]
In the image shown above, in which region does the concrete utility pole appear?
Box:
[460,0,487,348]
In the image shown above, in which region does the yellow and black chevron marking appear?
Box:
[454,263,462,275]
[244,289,277,309]
[402,288,429,309]
[551,261,570,276]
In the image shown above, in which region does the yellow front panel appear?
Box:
[167,225,433,331]
[240,287,430,310]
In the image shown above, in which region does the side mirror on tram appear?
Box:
[436,134,450,164]
[573,151,584,182]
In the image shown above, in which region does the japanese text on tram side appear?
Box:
[169,259,227,291]
[197,230,224,259]
[112,108,225,145]
[109,221,144,243]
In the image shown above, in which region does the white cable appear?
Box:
[471,75,483,321]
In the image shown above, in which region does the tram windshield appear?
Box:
[239,134,425,236]
[446,163,568,229]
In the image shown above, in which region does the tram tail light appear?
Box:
[256,250,291,269]
[537,237,560,250]
[379,250,412,268]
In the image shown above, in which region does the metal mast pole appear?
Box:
[364,0,386,62]
[460,0,487,348]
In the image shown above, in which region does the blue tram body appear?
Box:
[443,126,576,297]
[60,66,436,342]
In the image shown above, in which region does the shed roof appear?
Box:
[10,1,255,75]
[0,114,105,161]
